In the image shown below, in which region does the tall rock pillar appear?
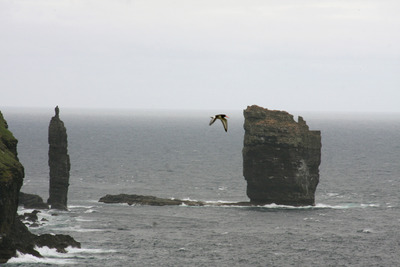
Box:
[47,106,70,210]
[242,105,321,206]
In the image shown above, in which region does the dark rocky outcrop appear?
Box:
[19,192,49,209]
[10,219,80,256]
[0,111,25,263]
[48,106,70,210]
[18,210,49,228]
[242,105,321,206]
[0,110,80,263]
[99,194,257,207]
[99,194,206,206]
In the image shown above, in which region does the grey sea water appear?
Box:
[3,108,400,266]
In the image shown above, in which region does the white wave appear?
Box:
[7,246,118,265]
[180,197,199,202]
[203,202,382,210]
[358,228,374,233]
[360,203,380,208]
[68,205,95,209]
[326,192,340,197]
[51,225,104,232]
[260,203,381,210]
[66,247,118,254]
[84,209,97,213]
[205,200,237,204]
[7,249,75,265]
[75,218,94,222]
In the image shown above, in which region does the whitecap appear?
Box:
[260,203,315,209]
[357,228,374,233]
[204,200,236,204]
[7,246,117,265]
[326,192,340,197]
[68,205,94,209]
[66,247,118,254]
[181,197,199,202]
[360,203,380,208]
[75,218,94,222]
[7,249,76,265]
[84,209,97,213]
[51,225,104,232]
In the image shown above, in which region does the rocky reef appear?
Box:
[0,110,80,263]
[242,105,321,206]
[99,194,252,207]
[100,194,206,206]
[48,106,70,210]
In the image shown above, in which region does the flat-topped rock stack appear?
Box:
[242,105,321,206]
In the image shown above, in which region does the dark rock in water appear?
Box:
[47,106,70,210]
[0,111,25,263]
[99,194,206,206]
[100,194,261,207]
[35,233,81,253]
[17,210,48,228]
[19,192,49,209]
[18,210,40,223]
[10,218,80,257]
[242,105,321,206]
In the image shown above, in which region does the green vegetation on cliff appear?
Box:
[0,111,23,182]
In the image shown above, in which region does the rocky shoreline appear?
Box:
[0,110,80,263]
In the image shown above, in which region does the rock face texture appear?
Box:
[242,105,321,206]
[0,111,25,263]
[47,106,70,210]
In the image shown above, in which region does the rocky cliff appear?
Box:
[242,105,321,206]
[0,111,25,262]
[47,106,70,210]
[0,110,80,263]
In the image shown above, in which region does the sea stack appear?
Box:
[47,106,70,210]
[242,105,321,206]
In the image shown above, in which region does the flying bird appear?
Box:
[209,114,229,132]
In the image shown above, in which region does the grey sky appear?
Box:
[1,0,399,112]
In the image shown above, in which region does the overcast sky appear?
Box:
[1,0,399,112]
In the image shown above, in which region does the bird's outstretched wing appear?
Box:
[220,117,228,132]
[209,116,217,126]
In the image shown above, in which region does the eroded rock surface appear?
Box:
[242,105,321,206]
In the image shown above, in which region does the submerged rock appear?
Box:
[47,106,70,210]
[242,105,321,206]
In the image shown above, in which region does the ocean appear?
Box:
[2,108,400,266]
